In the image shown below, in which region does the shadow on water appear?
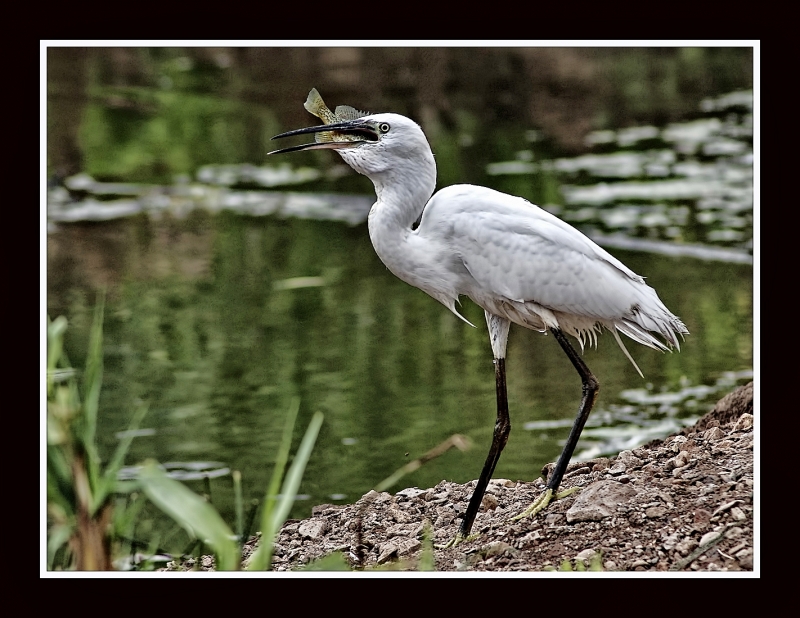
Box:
[46,47,754,554]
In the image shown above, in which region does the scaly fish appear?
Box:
[303,88,370,145]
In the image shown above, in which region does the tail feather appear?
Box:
[615,319,671,352]
[612,328,644,378]
[611,308,688,375]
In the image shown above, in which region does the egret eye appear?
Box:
[378,122,391,133]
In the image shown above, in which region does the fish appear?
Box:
[303,88,370,145]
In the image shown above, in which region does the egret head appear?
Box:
[270,112,433,178]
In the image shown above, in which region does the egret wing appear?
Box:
[423,185,645,320]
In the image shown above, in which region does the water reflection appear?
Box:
[49,90,753,264]
[489,90,753,255]
[524,369,753,458]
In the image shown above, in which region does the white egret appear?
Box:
[270,90,688,543]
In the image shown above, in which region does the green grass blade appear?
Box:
[249,410,323,570]
[47,524,73,569]
[271,411,323,531]
[138,460,239,571]
[93,403,149,514]
[245,398,299,570]
[260,398,300,528]
[418,520,435,571]
[82,294,105,447]
[233,470,243,543]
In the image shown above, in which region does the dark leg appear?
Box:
[458,357,510,539]
[514,327,599,521]
[547,328,600,491]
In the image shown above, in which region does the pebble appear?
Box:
[699,530,722,546]
[617,450,643,468]
[733,413,754,431]
[395,487,427,500]
[575,548,597,562]
[675,538,698,556]
[735,548,753,569]
[608,462,627,475]
[376,538,421,563]
[298,519,327,540]
[482,494,499,510]
[566,480,638,523]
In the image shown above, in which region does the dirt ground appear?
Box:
[173,381,755,573]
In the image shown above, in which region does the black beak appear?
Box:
[268,120,377,155]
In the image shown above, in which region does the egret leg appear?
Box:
[515,327,599,520]
[440,356,510,549]
[438,314,510,549]
[458,356,510,540]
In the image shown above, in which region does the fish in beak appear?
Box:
[268,120,379,154]
[269,88,376,155]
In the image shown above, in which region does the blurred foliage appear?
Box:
[47,299,323,570]
[47,297,148,570]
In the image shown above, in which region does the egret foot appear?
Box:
[512,486,582,521]
[435,532,476,550]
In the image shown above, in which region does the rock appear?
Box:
[298,519,327,540]
[617,450,643,469]
[699,530,723,547]
[482,494,499,510]
[608,462,627,475]
[675,537,698,556]
[395,487,427,500]
[690,382,753,433]
[734,413,754,432]
[693,508,712,530]
[704,427,725,441]
[575,548,597,562]
[566,480,638,523]
[376,538,422,564]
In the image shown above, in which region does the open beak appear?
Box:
[268,120,378,155]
